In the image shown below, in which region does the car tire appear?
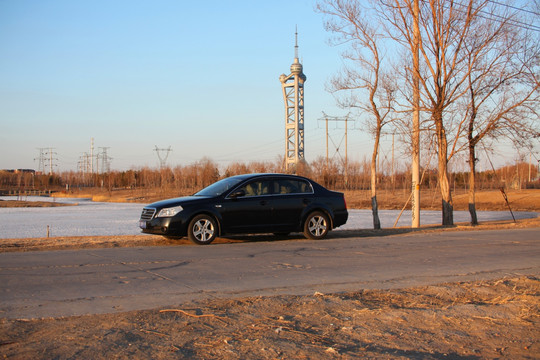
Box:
[303,211,330,240]
[188,214,218,245]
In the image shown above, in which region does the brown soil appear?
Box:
[1,189,539,359]
[1,276,538,359]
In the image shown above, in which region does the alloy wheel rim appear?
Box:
[193,219,214,242]
[309,216,327,236]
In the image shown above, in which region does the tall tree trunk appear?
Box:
[371,133,381,230]
[438,162,453,226]
[467,74,479,226]
[436,117,454,226]
[371,195,380,229]
[468,144,478,225]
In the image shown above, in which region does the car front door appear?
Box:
[219,179,274,234]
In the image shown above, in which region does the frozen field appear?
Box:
[0,196,537,239]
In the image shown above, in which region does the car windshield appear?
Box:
[194,177,245,197]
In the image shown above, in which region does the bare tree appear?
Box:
[379,0,487,225]
[458,1,540,224]
[318,0,396,229]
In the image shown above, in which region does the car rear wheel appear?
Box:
[188,214,217,245]
[303,211,329,239]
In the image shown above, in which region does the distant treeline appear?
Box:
[1,157,538,192]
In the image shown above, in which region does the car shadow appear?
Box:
[215,224,456,244]
[326,225,454,238]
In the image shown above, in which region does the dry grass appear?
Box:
[0,199,76,208]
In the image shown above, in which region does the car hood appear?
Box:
[146,195,213,209]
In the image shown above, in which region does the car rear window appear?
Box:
[274,179,313,194]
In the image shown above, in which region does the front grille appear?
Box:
[140,208,156,221]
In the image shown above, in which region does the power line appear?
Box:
[486,0,540,17]
[433,0,540,33]
[213,138,283,162]
[478,4,540,32]
[318,113,352,175]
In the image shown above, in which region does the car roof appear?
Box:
[231,173,308,181]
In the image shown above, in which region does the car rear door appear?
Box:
[270,178,314,232]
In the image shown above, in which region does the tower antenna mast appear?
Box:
[295,25,299,59]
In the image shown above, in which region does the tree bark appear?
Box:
[468,139,478,226]
[436,118,454,226]
[371,134,381,230]
[371,196,381,230]
[439,167,454,226]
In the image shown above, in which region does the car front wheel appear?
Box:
[188,214,218,245]
[303,211,330,240]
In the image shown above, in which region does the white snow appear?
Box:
[340,209,538,230]
[0,196,143,239]
[0,196,537,239]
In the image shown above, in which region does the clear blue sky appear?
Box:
[0,0,534,172]
[0,0,369,171]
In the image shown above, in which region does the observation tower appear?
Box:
[280,29,306,172]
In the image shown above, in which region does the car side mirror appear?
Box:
[229,190,246,199]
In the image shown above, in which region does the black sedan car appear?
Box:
[139,173,348,244]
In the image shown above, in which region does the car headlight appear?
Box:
[157,205,184,217]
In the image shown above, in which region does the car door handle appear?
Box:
[260,200,267,206]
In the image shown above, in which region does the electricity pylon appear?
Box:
[154,146,172,170]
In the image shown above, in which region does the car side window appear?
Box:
[236,180,272,197]
[274,179,313,194]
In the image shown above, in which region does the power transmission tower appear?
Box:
[34,148,47,174]
[98,147,112,174]
[78,152,94,184]
[154,146,172,169]
[318,113,351,183]
[77,155,86,176]
[44,148,57,175]
[90,138,94,174]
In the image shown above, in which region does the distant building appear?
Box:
[2,169,36,175]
